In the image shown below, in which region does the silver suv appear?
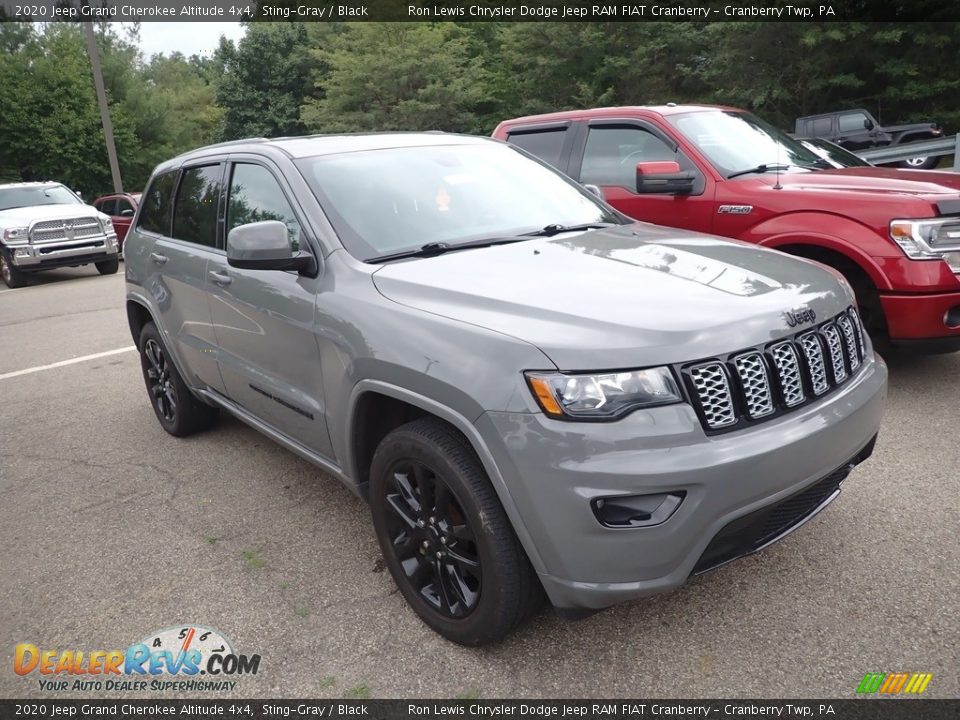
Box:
[125,134,887,645]
[0,182,120,288]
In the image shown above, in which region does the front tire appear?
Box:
[96,257,120,275]
[0,251,28,288]
[138,322,218,437]
[370,417,542,645]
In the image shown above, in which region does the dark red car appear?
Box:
[494,105,960,352]
[93,192,140,253]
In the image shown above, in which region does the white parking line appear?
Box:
[0,346,136,381]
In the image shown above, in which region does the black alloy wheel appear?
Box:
[137,321,219,437]
[383,459,482,618]
[144,338,177,423]
[370,417,542,645]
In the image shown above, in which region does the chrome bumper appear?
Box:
[9,234,118,266]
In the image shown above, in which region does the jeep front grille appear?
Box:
[689,363,737,429]
[685,308,867,433]
[30,217,102,245]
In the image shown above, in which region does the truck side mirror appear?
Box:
[635,161,695,195]
[863,118,874,130]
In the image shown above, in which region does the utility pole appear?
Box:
[83,20,123,193]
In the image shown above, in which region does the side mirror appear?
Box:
[227,220,316,274]
[863,118,874,130]
[583,184,604,200]
[635,161,695,195]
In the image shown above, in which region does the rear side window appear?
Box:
[172,164,223,248]
[811,117,833,136]
[137,172,177,236]
[506,128,567,169]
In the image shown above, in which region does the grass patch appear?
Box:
[204,537,219,545]
[456,690,481,700]
[294,606,310,618]
[241,549,266,571]
[345,685,370,699]
[318,676,335,689]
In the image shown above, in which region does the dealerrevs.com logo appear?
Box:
[14,625,261,693]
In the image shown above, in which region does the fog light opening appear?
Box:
[592,491,685,528]
[945,305,960,329]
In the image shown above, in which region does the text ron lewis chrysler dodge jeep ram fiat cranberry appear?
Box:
[495,105,960,352]
[125,133,886,644]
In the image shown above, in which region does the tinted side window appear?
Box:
[172,165,223,248]
[506,128,567,169]
[227,163,301,251]
[838,112,868,133]
[580,126,679,188]
[115,198,135,216]
[95,198,116,215]
[812,117,833,136]
[137,172,177,235]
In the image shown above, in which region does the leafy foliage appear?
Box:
[1,21,958,197]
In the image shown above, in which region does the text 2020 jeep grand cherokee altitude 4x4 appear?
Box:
[125,134,887,645]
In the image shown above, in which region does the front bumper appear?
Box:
[8,234,118,270]
[880,291,960,347]
[477,353,887,610]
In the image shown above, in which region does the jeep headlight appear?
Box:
[525,367,682,420]
[2,227,29,245]
[890,218,960,273]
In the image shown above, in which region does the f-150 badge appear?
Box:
[718,205,753,214]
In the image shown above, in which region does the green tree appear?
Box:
[215,22,316,140]
[301,23,489,134]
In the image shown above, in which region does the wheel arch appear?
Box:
[126,296,155,346]
[755,229,892,292]
[346,380,547,573]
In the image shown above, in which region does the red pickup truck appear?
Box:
[493,105,960,352]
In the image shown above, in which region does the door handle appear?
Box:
[837,136,848,142]
[208,270,232,287]
[149,252,168,265]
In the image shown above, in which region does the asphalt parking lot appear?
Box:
[1,268,958,700]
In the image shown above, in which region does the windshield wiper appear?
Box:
[522,222,619,237]
[367,236,535,263]
[366,222,620,263]
[728,163,792,179]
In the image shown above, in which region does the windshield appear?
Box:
[668,111,823,178]
[0,184,83,211]
[295,142,622,262]
[798,139,870,168]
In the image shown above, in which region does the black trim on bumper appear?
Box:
[890,337,960,354]
[15,251,118,272]
[692,434,878,575]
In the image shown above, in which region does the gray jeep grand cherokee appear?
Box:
[125,134,887,645]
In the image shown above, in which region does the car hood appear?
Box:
[372,224,854,369]
[0,203,103,226]
[769,167,960,197]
